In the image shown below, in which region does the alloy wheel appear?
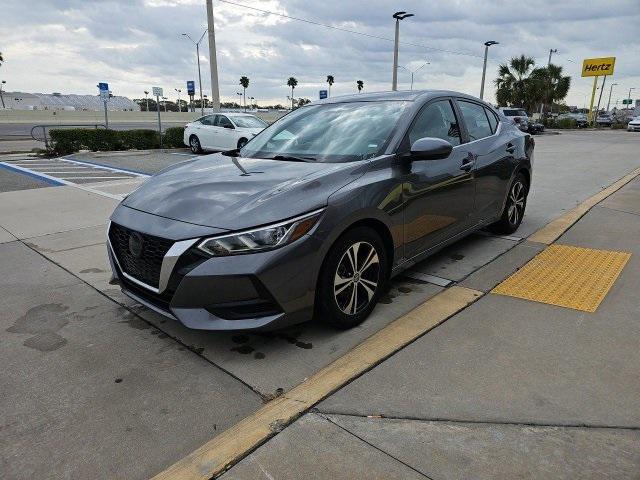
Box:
[507,180,526,225]
[190,136,200,153]
[333,241,380,315]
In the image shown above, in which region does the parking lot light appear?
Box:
[607,83,618,112]
[182,30,207,116]
[392,11,414,91]
[480,41,499,100]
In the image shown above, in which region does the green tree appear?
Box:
[495,55,536,109]
[239,76,249,112]
[287,77,298,109]
[326,75,334,97]
[356,80,364,93]
[297,98,311,106]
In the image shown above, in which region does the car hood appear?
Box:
[122,153,367,230]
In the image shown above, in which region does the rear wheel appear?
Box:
[489,172,528,234]
[189,135,202,154]
[317,227,388,329]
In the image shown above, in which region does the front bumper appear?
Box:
[628,124,640,132]
[108,209,325,331]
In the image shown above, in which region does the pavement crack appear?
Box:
[315,412,435,479]
[319,411,640,431]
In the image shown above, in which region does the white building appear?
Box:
[0,91,140,111]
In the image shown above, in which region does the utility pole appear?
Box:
[540,48,557,115]
[144,90,149,111]
[206,0,220,111]
[391,12,413,91]
[480,41,498,100]
[594,76,606,125]
[606,83,618,112]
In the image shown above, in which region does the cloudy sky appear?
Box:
[1,0,638,107]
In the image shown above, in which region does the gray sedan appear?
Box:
[107,90,533,330]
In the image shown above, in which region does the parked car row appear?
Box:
[183,112,269,153]
[497,108,544,134]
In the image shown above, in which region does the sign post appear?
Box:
[187,81,195,113]
[98,82,109,129]
[152,87,163,148]
[581,57,616,125]
[319,90,328,100]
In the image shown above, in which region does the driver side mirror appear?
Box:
[409,137,453,161]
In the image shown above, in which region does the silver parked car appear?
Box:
[498,107,529,132]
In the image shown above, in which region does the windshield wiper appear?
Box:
[270,154,316,162]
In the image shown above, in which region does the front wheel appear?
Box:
[317,227,388,329]
[489,172,528,234]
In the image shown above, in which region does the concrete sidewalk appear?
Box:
[222,178,640,479]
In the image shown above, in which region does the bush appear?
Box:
[611,122,627,130]
[49,128,175,155]
[164,127,185,148]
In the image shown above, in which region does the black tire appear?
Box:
[189,135,202,154]
[237,137,248,149]
[489,172,528,234]
[316,227,388,329]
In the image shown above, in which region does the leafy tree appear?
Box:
[297,98,311,106]
[357,80,364,93]
[239,76,249,112]
[326,75,334,96]
[287,77,298,109]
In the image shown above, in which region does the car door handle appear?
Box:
[506,143,516,153]
[460,160,475,171]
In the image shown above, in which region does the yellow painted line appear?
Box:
[492,244,630,312]
[529,167,640,244]
[151,286,482,480]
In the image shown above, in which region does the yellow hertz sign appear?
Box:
[582,57,616,77]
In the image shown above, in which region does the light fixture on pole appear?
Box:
[397,61,430,90]
[236,92,242,109]
[182,30,207,116]
[540,48,558,114]
[480,41,498,100]
[391,11,414,91]
[175,88,182,112]
[606,83,618,112]
[628,88,636,110]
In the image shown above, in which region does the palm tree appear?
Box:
[356,80,364,93]
[530,64,571,113]
[287,77,298,109]
[239,76,249,112]
[143,90,149,111]
[495,55,536,109]
[326,75,334,97]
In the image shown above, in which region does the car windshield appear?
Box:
[503,109,527,117]
[232,115,268,128]
[239,101,409,162]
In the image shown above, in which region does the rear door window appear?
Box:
[216,115,233,128]
[200,115,216,126]
[458,101,493,141]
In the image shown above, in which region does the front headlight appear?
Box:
[197,209,324,256]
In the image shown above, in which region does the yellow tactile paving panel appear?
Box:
[492,244,631,312]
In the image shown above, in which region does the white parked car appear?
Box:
[627,116,640,132]
[183,113,268,153]
[498,107,529,132]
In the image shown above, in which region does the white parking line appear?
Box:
[61,157,149,177]
[59,176,132,180]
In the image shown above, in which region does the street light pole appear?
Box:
[182,29,207,116]
[397,61,430,90]
[391,11,414,91]
[540,48,558,115]
[628,88,635,111]
[206,0,220,111]
[480,41,498,100]
[0,80,6,109]
[606,83,618,112]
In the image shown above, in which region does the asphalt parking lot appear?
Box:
[1,130,639,479]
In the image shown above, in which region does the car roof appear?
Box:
[223,112,258,117]
[316,89,488,105]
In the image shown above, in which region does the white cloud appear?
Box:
[0,0,638,107]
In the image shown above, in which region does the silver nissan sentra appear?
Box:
[107,90,533,330]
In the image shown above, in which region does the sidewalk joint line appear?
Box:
[317,413,435,479]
